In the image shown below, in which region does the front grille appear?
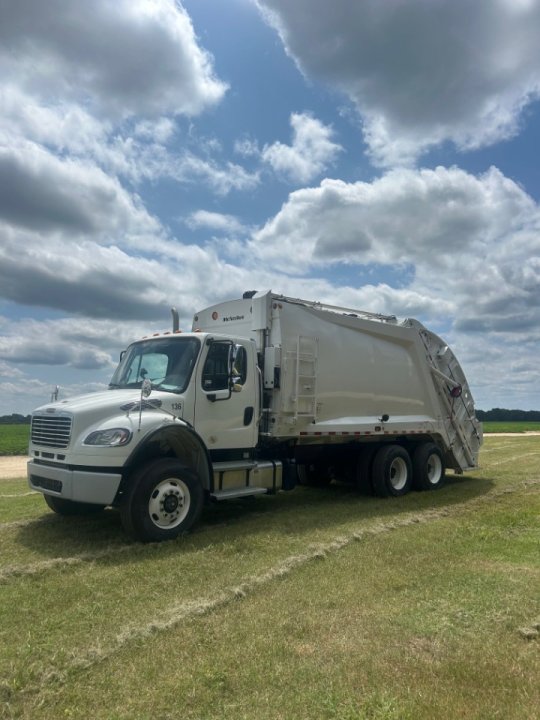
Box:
[31,414,73,448]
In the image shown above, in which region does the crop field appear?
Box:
[482,421,540,434]
[1,436,539,720]
[0,425,29,456]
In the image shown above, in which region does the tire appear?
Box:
[412,443,445,491]
[120,458,204,542]
[44,494,105,515]
[296,462,332,487]
[372,445,412,498]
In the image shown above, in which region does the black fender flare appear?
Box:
[122,422,213,494]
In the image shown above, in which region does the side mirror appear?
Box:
[230,344,246,387]
[141,378,152,398]
[229,344,239,375]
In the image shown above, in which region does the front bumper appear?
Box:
[28,460,122,505]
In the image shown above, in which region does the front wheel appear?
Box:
[120,458,204,542]
[372,445,412,498]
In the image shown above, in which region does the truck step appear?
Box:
[212,460,256,472]
[211,487,268,501]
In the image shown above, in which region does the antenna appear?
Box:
[139,378,152,431]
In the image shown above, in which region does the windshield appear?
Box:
[109,337,200,394]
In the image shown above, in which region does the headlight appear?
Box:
[83,428,132,447]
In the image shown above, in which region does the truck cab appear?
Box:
[28,331,266,541]
[109,332,260,450]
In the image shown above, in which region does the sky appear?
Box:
[0,0,539,415]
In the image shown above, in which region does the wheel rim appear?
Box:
[389,457,408,491]
[426,454,443,485]
[148,477,190,529]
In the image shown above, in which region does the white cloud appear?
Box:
[0,0,537,417]
[187,210,248,234]
[0,0,227,120]
[250,165,540,331]
[0,2,250,200]
[255,0,540,166]
[0,360,25,379]
[0,86,110,157]
[170,154,261,195]
[0,140,160,237]
[234,137,261,158]
[133,118,176,143]
[261,112,342,183]
[0,85,256,194]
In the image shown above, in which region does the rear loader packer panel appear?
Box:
[194,291,482,474]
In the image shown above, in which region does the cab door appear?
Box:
[193,338,259,451]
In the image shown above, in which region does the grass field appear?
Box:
[0,425,29,456]
[482,421,540,433]
[1,436,539,719]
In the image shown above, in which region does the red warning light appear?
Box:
[450,385,463,398]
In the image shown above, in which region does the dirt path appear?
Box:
[0,456,29,479]
[488,432,540,437]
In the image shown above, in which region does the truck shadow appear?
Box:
[200,473,494,532]
[15,472,495,561]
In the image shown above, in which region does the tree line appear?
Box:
[475,408,540,422]
[0,414,31,424]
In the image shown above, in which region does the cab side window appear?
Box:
[201,343,230,391]
[233,346,247,385]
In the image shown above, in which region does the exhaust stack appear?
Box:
[171,307,180,333]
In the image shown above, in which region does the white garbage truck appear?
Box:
[27,291,482,541]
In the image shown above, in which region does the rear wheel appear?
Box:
[412,443,445,491]
[44,495,105,515]
[372,445,412,498]
[120,458,204,542]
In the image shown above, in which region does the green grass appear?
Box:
[482,421,540,433]
[0,424,30,455]
[1,436,539,719]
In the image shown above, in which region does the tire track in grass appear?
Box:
[0,544,135,583]
[481,443,521,454]
[0,515,64,532]
[2,479,539,587]
[0,491,37,498]
[490,452,540,466]
[10,478,540,703]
